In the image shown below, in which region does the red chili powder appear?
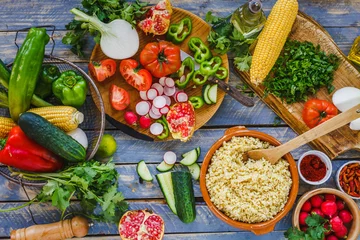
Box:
[300,154,326,182]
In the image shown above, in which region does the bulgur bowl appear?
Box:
[200,126,299,235]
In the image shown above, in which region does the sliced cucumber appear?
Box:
[156,172,177,214]
[180,149,198,166]
[156,161,174,172]
[137,160,153,182]
[187,163,201,180]
[208,84,218,104]
[182,147,201,158]
[202,84,212,104]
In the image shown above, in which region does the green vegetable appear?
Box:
[200,56,222,76]
[52,70,87,108]
[202,84,212,104]
[156,172,177,214]
[166,17,192,44]
[0,59,10,89]
[137,160,153,182]
[62,0,147,57]
[215,66,228,80]
[179,148,199,166]
[156,116,169,140]
[0,89,8,108]
[156,161,174,172]
[95,134,117,160]
[188,37,212,64]
[187,163,200,181]
[3,159,128,223]
[192,70,209,85]
[18,112,86,162]
[35,65,60,99]
[189,96,205,109]
[175,57,195,89]
[8,28,50,121]
[264,40,340,104]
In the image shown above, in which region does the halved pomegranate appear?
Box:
[166,102,195,142]
[138,0,172,35]
[119,209,165,240]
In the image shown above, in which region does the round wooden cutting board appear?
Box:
[89,7,229,141]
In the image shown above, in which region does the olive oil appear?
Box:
[348,36,360,66]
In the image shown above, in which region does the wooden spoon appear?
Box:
[243,103,360,164]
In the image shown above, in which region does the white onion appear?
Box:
[332,87,360,112]
[67,128,88,149]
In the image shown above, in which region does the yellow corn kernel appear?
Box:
[250,0,298,85]
[27,106,84,132]
[0,117,16,138]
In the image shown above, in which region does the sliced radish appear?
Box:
[139,91,148,100]
[165,78,175,88]
[163,95,172,106]
[150,122,164,135]
[160,106,170,114]
[136,101,150,116]
[145,101,152,108]
[151,105,161,115]
[164,86,176,97]
[164,151,177,164]
[147,88,158,100]
[151,83,164,96]
[149,109,162,119]
[179,75,186,83]
[159,77,166,86]
[153,96,166,109]
[176,92,188,103]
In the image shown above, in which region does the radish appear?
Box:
[163,151,177,165]
[301,201,312,212]
[139,115,151,129]
[338,209,353,223]
[165,77,175,88]
[150,122,164,135]
[159,77,166,86]
[163,95,172,106]
[151,83,164,96]
[136,101,150,116]
[299,212,309,226]
[311,208,325,218]
[300,226,308,233]
[310,195,323,208]
[164,86,176,96]
[149,109,162,119]
[153,96,166,109]
[147,88,158,100]
[139,91,148,100]
[324,194,337,202]
[175,92,188,103]
[334,225,348,238]
[151,105,161,116]
[160,106,169,115]
[326,235,339,240]
[324,223,332,236]
[321,200,337,217]
[336,200,345,211]
[330,216,344,233]
[124,111,138,126]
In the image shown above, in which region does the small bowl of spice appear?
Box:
[298,150,332,185]
[336,161,360,199]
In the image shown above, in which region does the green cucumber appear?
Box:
[171,171,196,223]
[18,112,86,162]
[182,147,201,158]
[156,172,177,214]
[202,84,212,104]
[137,160,153,181]
[156,161,174,172]
[0,59,10,89]
[208,84,218,103]
[188,163,201,180]
[180,148,198,166]
[195,147,201,157]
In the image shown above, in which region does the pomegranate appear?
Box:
[138,0,172,35]
[166,102,195,142]
[119,209,165,240]
[301,200,312,212]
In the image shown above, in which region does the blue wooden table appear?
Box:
[0,0,360,239]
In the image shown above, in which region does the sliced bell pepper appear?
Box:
[52,70,87,108]
[188,37,212,64]
[156,116,169,140]
[192,69,209,85]
[35,65,61,99]
[166,17,192,44]
[200,56,222,76]
[215,66,228,80]
[175,57,195,89]
[189,96,205,109]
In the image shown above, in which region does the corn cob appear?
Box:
[27,106,84,132]
[250,0,298,85]
[0,117,16,138]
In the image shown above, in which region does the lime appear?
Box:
[95,134,117,159]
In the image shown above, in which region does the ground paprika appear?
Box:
[300,154,326,182]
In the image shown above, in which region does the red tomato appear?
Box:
[89,59,117,82]
[109,85,130,111]
[302,99,338,128]
[140,41,181,78]
[119,59,152,91]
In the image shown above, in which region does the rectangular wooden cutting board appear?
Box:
[237,12,360,160]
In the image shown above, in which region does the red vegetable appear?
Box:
[139,115,152,129]
[166,102,195,142]
[124,111,138,126]
[119,209,165,240]
[88,59,116,82]
[299,211,309,226]
[0,126,63,172]
[324,222,332,236]
[338,209,353,224]
[301,201,312,212]
[311,208,325,218]
[119,59,153,91]
[330,216,344,233]
[336,200,345,211]
[321,200,338,217]
[334,225,348,238]
[109,85,130,111]
[302,99,338,128]
[138,0,172,35]
[324,194,337,202]
[300,226,308,232]
[326,235,339,240]
[310,195,324,208]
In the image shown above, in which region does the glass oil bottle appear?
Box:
[348,36,360,67]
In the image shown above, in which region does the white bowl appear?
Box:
[336,161,360,200]
[297,150,332,185]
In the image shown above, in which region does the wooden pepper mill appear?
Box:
[10,216,89,240]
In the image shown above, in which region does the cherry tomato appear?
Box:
[88,59,117,82]
[302,99,338,128]
[119,59,152,91]
[109,84,130,111]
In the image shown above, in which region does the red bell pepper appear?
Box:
[0,126,63,172]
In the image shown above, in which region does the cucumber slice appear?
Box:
[188,163,201,180]
[137,160,153,182]
[156,161,174,172]
[156,172,177,214]
[195,147,201,158]
[202,84,212,104]
[180,149,198,166]
[208,84,218,103]
[182,147,201,158]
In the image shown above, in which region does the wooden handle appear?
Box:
[276,103,360,157]
[10,216,89,240]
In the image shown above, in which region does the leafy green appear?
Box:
[62,0,148,57]
[264,40,339,104]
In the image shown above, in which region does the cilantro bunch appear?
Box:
[285,214,330,240]
[62,0,147,57]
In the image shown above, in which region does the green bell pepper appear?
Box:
[156,116,169,140]
[52,70,87,108]
[35,65,61,99]
[189,96,205,109]
[188,37,212,64]
[200,56,222,76]
[166,17,192,44]
[192,69,209,85]
[215,66,228,80]
[175,57,195,89]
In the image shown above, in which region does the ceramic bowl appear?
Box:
[336,161,360,200]
[297,150,332,185]
[292,188,360,240]
[200,126,299,235]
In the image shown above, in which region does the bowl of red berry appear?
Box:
[288,188,360,240]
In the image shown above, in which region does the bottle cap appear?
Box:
[249,0,262,13]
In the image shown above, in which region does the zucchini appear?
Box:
[180,148,198,166]
[171,171,196,223]
[188,163,201,180]
[156,161,174,172]
[137,160,153,181]
[202,84,212,104]
[156,172,177,214]
[18,112,86,162]
[208,84,218,104]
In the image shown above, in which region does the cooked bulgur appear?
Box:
[205,136,292,223]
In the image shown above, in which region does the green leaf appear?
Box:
[234,55,252,72]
